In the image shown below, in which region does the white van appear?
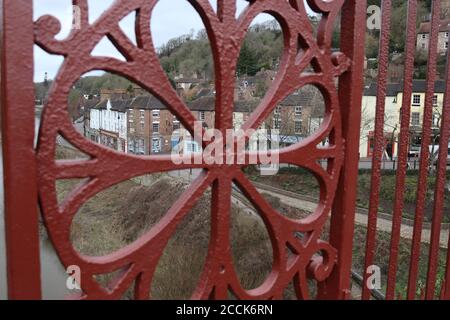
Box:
[429,143,450,166]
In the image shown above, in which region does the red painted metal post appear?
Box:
[362,0,392,300]
[32,0,355,300]
[408,0,440,300]
[1,0,42,299]
[431,48,450,300]
[386,0,417,300]
[443,101,450,300]
[0,0,376,300]
[321,0,366,299]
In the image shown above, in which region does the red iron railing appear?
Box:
[3,0,448,301]
[362,0,450,300]
[1,0,365,300]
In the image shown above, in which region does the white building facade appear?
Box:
[89,100,128,152]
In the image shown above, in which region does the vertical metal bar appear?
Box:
[408,0,440,300]
[1,0,42,299]
[428,50,450,300]
[362,0,392,301]
[321,0,366,299]
[442,61,450,300]
[385,0,417,300]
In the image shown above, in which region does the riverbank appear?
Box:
[53,174,285,299]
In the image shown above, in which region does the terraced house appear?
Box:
[416,19,450,55]
[361,80,446,159]
[86,95,210,155]
[84,88,319,155]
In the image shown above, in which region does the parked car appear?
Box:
[408,145,421,158]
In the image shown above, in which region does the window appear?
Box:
[152,137,161,153]
[129,127,135,133]
[152,123,160,133]
[432,113,440,127]
[295,121,302,134]
[411,112,420,126]
[274,117,281,129]
[274,106,281,115]
[421,43,426,49]
[446,42,449,49]
[152,109,160,117]
[173,122,180,131]
[294,106,302,118]
[412,94,421,106]
[421,34,426,39]
[140,122,145,130]
[446,32,449,38]
[140,110,145,118]
[128,139,135,153]
[187,142,198,153]
[433,95,438,106]
[138,138,145,155]
[199,111,206,121]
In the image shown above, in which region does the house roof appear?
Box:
[234,100,260,112]
[418,19,450,34]
[90,90,318,114]
[238,70,277,87]
[187,96,215,111]
[187,96,260,112]
[364,80,447,97]
[364,83,402,97]
[195,88,215,99]
[82,98,101,109]
[279,93,312,106]
[92,95,166,112]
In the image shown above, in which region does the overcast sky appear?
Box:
[34,0,313,82]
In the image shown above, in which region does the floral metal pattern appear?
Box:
[35,0,350,299]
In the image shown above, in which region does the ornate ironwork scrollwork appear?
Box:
[35,0,350,300]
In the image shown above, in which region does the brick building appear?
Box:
[84,88,320,155]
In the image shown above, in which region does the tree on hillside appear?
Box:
[237,42,260,76]
[365,0,430,55]
[254,78,269,98]
[157,21,284,79]
[366,33,380,59]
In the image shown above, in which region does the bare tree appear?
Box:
[360,104,398,160]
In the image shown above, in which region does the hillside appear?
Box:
[159,20,284,79]
[34,20,285,101]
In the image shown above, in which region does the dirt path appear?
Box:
[257,188,449,249]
